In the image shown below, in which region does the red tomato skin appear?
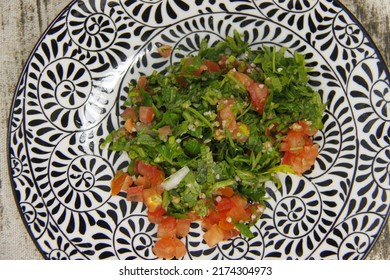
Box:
[222,228,240,240]
[204,59,221,73]
[201,217,213,231]
[203,224,225,247]
[206,208,225,225]
[218,98,237,131]
[282,144,319,175]
[218,219,235,231]
[111,171,133,195]
[126,185,144,202]
[230,194,247,209]
[293,120,318,136]
[147,206,166,224]
[172,237,187,259]
[231,71,253,88]
[121,107,138,122]
[176,219,191,237]
[153,237,186,259]
[215,197,235,213]
[139,106,155,123]
[137,76,148,89]
[152,237,175,259]
[157,216,177,238]
[183,58,221,76]
[214,186,235,197]
[186,211,199,222]
[280,121,319,175]
[247,82,269,115]
[134,160,165,191]
[227,194,250,222]
[230,70,269,115]
[157,45,172,58]
[135,175,145,186]
[193,65,208,76]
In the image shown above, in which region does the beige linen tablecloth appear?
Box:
[1,0,389,260]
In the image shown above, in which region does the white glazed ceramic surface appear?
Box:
[8,0,390,259]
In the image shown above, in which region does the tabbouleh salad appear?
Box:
[102,31,326,259]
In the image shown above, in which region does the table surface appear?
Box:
[0,0,389,260]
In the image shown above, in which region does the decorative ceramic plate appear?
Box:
[8,0,389,260]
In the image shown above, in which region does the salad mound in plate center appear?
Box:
[102,31,326,259]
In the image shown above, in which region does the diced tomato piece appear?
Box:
[230,194,248,209]
[134,160,156,178]
[158,125,172,138]
[147,205,166,224]
[218,98,237,131]
[153,237,175,259]
[126,185,144,202]
[137,76,148,90]
[203,224,225,247]
[121,107,138,122]
[216,98,249,142]
[134,160,165,191]
[228,206,250,223]
[157,216,177,238]
[153,236,186,259]
[222,228,241,240]
[201,216,213,231]
[247,82,269,115]
[280,121,319,175]
[183,58,221,76]
[279,142,290,152]
[176,219,191,237]
[172,237,187,259]
[142,185,157,199]
[294,120,318,136]
[130,77,148,103]
[282,144,319,175]
[219,106,237,130]
[204,59,221,73]
[111,171,133,195]
[124,118,135,133]
[150,173,165,195]
[214,186,235,197]
[231,70,253,88]
[135,175,145,186]
[193,64,208,76]
[286,130,307,149]
[139,106,155,123]
[230,70,269,115]
[228,194,250,222]
[206,207,225,225]
[216,197,235,213]
[218,219,235,231]
[186,211,199,222]
[157,45,172,58]
[133,160,144,174]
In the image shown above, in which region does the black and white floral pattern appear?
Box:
[8,0,390,259]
